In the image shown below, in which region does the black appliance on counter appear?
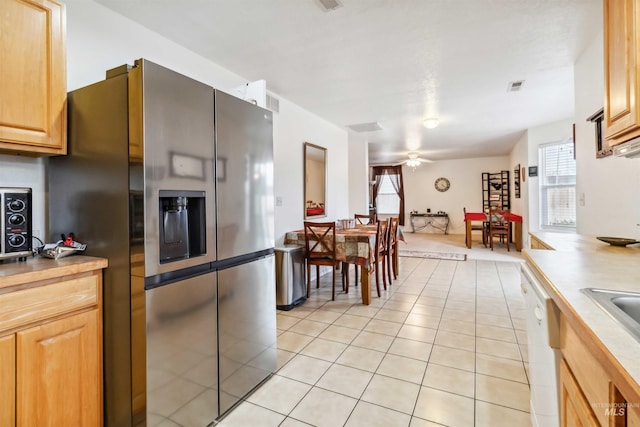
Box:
[0,187,32,261]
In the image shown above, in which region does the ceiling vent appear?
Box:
[266,94,280,113]
[346,122,383,132]
[507,80,525,92]
[315,0,342,12]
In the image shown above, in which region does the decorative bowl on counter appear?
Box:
[596,236,640,247]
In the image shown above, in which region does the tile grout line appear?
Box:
[474,257,479,427]
[494,261,532,389]
[276,257,420,426]
[269,257,529,426]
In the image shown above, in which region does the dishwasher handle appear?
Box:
[535,304,544,324]
[522,263,562,349]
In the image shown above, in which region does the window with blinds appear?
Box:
[376,174,400,214]
[539,141,576,229]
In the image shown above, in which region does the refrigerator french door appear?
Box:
[217,256,276,415]
[146,271,218,425]
[214,90,276,417]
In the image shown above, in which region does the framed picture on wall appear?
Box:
[528,166,538,177]
[514,164,521,198]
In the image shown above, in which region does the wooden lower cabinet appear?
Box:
[17,309,102,426]
[560,313,640,427]
[530,235,553,250]
[0,335,16,426]
[629,406,640,426]
[0,259,106,427]
[560,358,600,427]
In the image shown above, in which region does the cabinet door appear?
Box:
[559,359,599,427]
[604,0,640,145]
[531,237,541,249]
[0,0,66,154]
[0,335,15,426]
[17,309,102,427]
[629,405,640,427]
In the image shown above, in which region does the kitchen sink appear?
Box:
[581,288,640,342]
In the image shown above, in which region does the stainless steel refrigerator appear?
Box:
[213,90,276,416]
[47,59,276,426]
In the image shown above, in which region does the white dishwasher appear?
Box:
[521,263,562,427]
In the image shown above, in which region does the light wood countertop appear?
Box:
[524,232,640,399]
[0,255,108,291]
[530,230,640,254]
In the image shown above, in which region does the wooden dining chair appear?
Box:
[373,218,389,296]
[488,209,511,251]
[303,221,344,300]
[386,217,399,283]
[347,212,377,287]
[354,213,375,225]
[463,207,486,247]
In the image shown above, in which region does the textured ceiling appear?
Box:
[93,0,602,164]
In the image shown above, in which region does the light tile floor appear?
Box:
[217,233,532,427]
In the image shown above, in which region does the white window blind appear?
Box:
[376,174,400,214]
[539,141,576,229]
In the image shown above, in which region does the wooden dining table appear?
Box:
[284,224,402,305]
[464,211,523,251]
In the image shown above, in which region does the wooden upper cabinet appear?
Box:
[604,0,640,146]
[0,0,67,155]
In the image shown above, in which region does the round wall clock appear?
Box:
[434,177,450,192]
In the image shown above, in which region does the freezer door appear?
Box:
[218,255,277,417]
[215,90,274,258]
[137,60,217,276]
[146,271,218,426]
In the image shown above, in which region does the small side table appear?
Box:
[409,212,449,234]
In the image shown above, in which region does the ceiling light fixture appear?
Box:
[406,158,421,168]
[406,152,421,169]
[423,118,439,129]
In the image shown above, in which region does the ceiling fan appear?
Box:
[395,152,433,169]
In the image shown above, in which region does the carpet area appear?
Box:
[399,250,467,261]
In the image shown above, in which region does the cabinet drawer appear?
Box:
[0,274,98,333]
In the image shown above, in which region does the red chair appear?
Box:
[303,221,345,300]
[488,209,511,251]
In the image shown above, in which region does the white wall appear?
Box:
[525,119,575,235]
[574,30,640,237]
[273,97,349,243]
[348,132,369,216]
[401,156,509,234]
[509,132,529,244]
[1,0,351,246]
